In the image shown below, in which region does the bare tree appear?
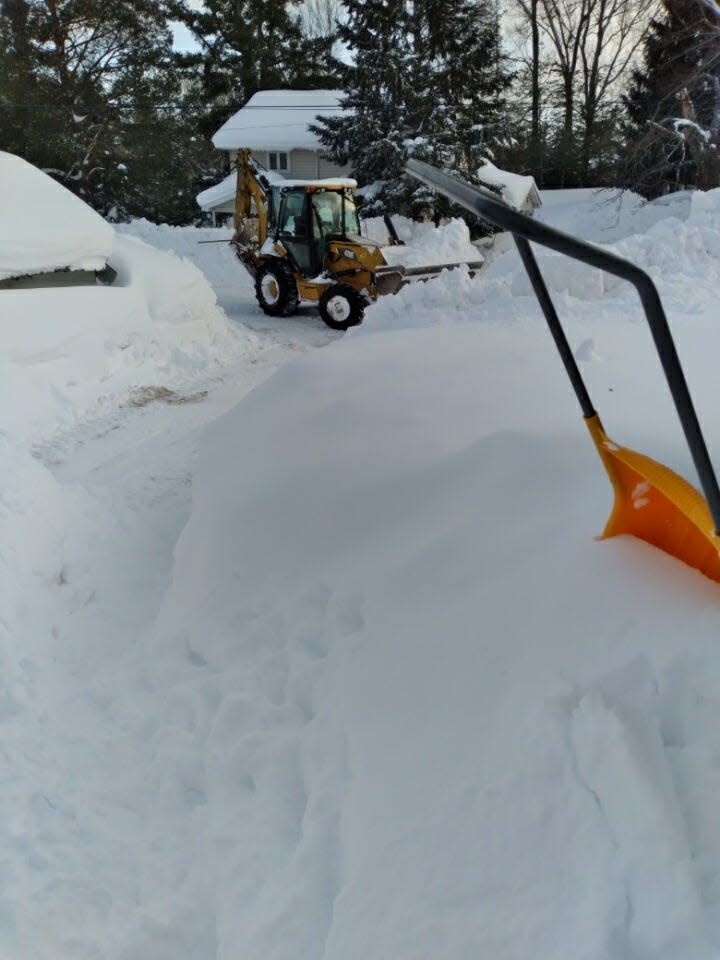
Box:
[578,0,657,166]
[510,0,543,167]
[512,0,657,178]
[542,0,657,164]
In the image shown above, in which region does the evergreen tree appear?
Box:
[311,0,414,216]
[407,0,512,217]
[0,0,193,217]
[622,0,720,195]
[169,0,335,141]
[312,0,511,222]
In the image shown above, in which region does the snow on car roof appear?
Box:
[212,89,349,152]
[0,151,113,281]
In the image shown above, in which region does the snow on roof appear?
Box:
[0,151,114,281]
[212,89,348,152]
[197,171,237,211]
[477,160,541,213]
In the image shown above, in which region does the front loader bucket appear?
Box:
[374,259,484,296]
[586,415,720,583]
[406,159,720,587]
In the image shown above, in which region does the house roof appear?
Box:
[212,89,348,152]
[197,171,237,211]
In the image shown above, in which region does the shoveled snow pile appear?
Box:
[363,214,481,267]
[0,151,114,281]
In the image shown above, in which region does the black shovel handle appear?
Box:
[406,158,720,534]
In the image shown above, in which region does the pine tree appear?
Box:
[312,0,511,221]
[622,0,720,196]
[0,0,188,216]
[406,0,512,217]
[311,0,414,215]
[169,0,330,139]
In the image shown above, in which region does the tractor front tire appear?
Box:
[255,259,299,317]
[318,283,365,331]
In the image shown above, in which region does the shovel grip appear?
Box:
[406,158,720,535]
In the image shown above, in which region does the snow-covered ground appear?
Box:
[5,167,720,960]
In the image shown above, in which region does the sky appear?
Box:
[171,20,201,52]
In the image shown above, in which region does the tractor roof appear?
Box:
[275,177,358,192]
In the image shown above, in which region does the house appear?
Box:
[197,89,351,223]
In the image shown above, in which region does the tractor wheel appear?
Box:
[254,259,299,317]
[318,283,365,331]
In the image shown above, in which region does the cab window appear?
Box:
[344,193,362,237]
[311,192,343,237]
[278,191,308,238]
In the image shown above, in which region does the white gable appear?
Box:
[212,89,348,152]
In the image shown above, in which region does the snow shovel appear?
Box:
[406,159,720,585]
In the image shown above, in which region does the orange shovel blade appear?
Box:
[585,414,720,584]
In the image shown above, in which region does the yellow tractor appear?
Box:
[230,149,483,330]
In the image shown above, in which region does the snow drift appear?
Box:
[1,230,252,441]
[135,186,720,958]
[6,170,720,960]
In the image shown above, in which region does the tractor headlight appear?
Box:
[342,248,357,260]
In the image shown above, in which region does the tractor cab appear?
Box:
[272,183,370,277]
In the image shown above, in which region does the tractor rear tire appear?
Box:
[255,259,299,317]
[318,283,365,331]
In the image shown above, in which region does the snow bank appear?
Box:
[128,185,720,958]
[537,186,692,244]
[0,151,113,280]
[0,158,255,442]
[1,231,254,442]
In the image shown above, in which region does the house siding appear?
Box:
[290,149,319,179]
[318,157,351,179]
[224,148,351,186]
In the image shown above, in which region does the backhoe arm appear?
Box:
[234,148,269,246]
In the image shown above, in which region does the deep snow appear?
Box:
[5,169,720,960]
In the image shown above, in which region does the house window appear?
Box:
[268,151,288,172]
